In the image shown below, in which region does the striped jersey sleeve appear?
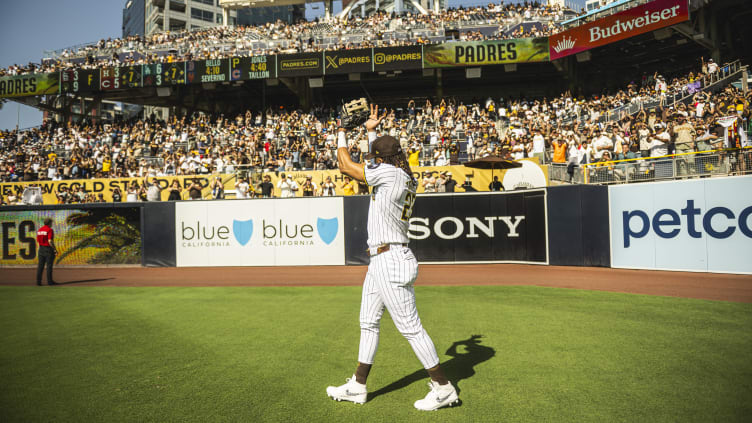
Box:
[364,163,389,187]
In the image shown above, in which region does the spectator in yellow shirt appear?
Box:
[102,156,112,173]
[341,175,358,195]
[408,144,421,167]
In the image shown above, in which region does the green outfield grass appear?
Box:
[0,285,750,422]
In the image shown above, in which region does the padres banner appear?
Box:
[0,72,59,98]
[423,38,549,68]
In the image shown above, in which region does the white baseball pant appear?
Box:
[357,245,440,369]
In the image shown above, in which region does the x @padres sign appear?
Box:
[324,49,372,74]
[175,197,345,267]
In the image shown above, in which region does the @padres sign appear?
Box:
[175,198,345,267]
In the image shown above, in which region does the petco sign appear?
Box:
[175,198,344,267]
[609,176,752,274]
[549,0,689,60]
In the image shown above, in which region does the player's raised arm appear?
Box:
[337,104,383,183]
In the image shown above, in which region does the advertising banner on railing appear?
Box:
[373,46,423,71]
[1,175,217,205]
[277,52,324,77]
[174,197,345,267]
[0,72,59,98]
[609,176,752,274]
[0,206,142,266]
[324,48,373,74]
[549,0,689,60]
[0,161,548,205]
[423,38,549,68]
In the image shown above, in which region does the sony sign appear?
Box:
[405,191,547,264]
[408,216,525,240]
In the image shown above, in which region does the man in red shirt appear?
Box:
[36,218,58,286]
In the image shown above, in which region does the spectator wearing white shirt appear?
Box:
[235,177,251,199]
[649,124,670,157]
[277,173,298,198]
[591,128,613,161]
[531,129,546,163]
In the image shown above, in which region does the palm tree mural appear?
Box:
[56,209,141,265]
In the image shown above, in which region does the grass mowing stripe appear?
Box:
[0,286,750,422]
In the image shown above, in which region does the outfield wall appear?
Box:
[0,186,608,269]
[5,178,749,273]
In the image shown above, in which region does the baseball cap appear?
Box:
[364,135,402,159]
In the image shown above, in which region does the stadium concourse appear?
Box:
[1,55,750,205]
[2,2,572,76]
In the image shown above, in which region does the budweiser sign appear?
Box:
[549,0,689,60]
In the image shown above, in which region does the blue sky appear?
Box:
[0,0,523,130]
[0,0,124,130]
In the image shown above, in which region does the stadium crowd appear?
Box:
[1,2,570,76]
[0,57,749,205]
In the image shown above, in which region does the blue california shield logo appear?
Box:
[232,219,254,246]
[316,217,338,245]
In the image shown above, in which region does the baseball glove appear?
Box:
[340,98,370,130]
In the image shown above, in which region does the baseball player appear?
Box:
[326,105,458,411]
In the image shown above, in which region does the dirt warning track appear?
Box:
[1,264,750,303]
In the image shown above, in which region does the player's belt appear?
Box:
[366,243,408,257]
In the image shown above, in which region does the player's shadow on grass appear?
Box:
[369,334,495,401]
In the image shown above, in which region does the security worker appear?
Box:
[36,218,58,286]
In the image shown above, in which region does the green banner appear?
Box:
[423,38,549,68]
[0,72,59,98]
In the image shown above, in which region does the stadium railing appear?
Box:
[549,146,752,185]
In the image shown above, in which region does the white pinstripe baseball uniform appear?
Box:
[357,162,441,370]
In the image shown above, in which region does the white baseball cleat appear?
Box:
[414,380,459,411]
[326,375,367,404]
